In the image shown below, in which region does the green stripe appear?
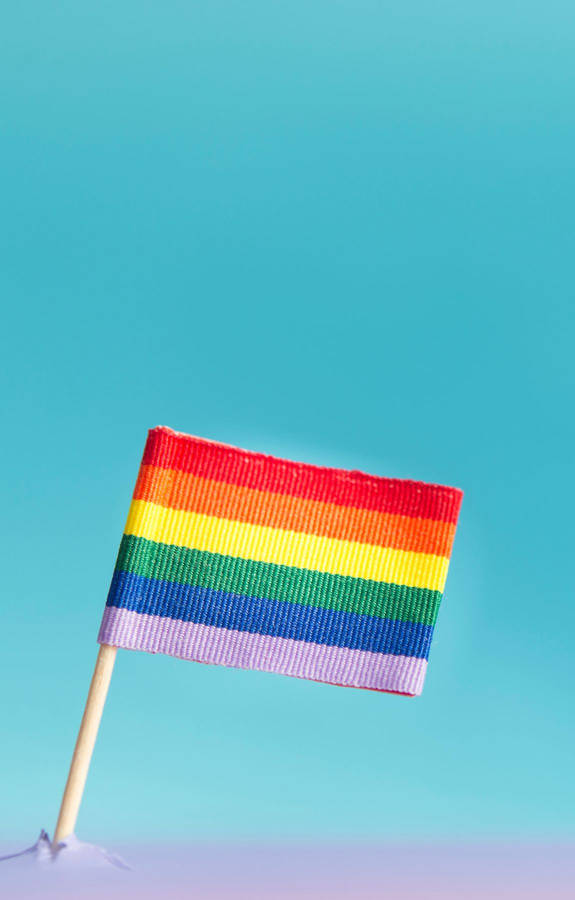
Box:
[116,535,443,627]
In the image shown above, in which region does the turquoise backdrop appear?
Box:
[1,1,574,841]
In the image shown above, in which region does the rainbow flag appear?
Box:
[98,427,462,696]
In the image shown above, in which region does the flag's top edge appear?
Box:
[149,426,464,501]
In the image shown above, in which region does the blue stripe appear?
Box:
[107,570,433,659]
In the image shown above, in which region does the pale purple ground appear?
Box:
[1,838,573,899]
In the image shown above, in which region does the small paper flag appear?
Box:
[98,427,462,696]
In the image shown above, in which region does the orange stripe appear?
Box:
[134,465,456,557]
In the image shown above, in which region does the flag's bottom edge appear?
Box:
[98,605,427,696]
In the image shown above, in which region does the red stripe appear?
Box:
[141,427,463,524]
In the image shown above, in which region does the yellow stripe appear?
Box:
[125,499,450,592]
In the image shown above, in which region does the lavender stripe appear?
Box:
[99,606,428,695]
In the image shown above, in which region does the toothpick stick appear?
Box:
[52,643,117,850]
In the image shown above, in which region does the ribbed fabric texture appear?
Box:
[98,426,463,695]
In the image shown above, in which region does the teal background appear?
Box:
[1,1,573,841]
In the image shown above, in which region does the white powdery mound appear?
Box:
[0,829,129,869]
[0,829,131,898]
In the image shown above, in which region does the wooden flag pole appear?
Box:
[52,643,117,851]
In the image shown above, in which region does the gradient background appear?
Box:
[1,0,574,894]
